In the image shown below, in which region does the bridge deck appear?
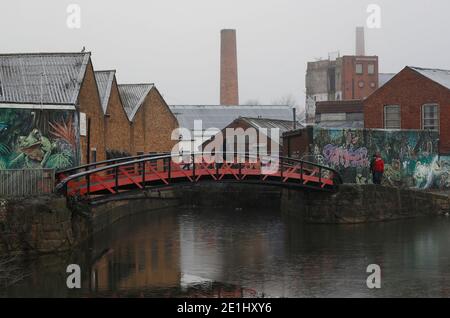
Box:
[56,154,342,198]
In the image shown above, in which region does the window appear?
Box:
[422,104,439,131]
[356,63,363,74]
[384,105,401,129]
[368,64,375,74]
[91,148,97,163]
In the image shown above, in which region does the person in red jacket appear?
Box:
[371,153,385,185]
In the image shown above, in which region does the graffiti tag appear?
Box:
[323,144,369,168]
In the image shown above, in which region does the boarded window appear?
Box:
[422,104,439,131]
[384,105,401,129]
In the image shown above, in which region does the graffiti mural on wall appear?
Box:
[0,109,79,170]
[312,128,442,189]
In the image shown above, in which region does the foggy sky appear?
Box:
[1,0,450,109]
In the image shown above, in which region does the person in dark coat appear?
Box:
[369,154,376,182]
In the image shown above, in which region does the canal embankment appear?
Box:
[281,184,450,223]
[1,183,449,256]
[0,189,180,256]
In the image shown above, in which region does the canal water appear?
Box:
[2,206,450,297]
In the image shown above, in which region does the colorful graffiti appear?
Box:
[0,109,79,170]
[322,144,369,168]
[312,128,442,189]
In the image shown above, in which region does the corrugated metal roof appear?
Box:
[410,66,450,90]
[0,52,90,105]
[94,70,115,114]
[379,73,395,87]
[168,105,294,131]
[118,84,154,121]
[239,117,301,134]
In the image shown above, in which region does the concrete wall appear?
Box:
[281,184,449,224]
[312,127,440,188]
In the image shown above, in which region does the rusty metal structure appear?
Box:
[55,152,342,199]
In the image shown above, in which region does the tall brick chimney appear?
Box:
[220,29,239,105]
[356,26,365,56]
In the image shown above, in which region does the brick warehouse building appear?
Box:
[364,66,450,154]
[95,70,132,158]
[0,52,106,169]
[202,117,301,155]
[118,84,179,155]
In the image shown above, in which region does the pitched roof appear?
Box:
[0,52,90,105]
[118,84,154,121]
[409,66,450,90]
[168,105,294,131]
[94,70,115,114]
[379,73,396,87]
[238,117,302,134]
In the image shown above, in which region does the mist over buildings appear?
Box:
[1,0,450,109]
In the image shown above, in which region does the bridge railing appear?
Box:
[55,152,169,184]
[55,152,343,198]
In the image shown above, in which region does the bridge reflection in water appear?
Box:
[4,206,450,297]
[84,207,268,298]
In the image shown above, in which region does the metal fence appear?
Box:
[0,169,55,197]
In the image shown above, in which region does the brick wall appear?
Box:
[282,127,313,158]
[364,67,450,153]
[130,87,179,155]
[131,106,146,155]
[104,77,132,156]
[220,29,239,105]
[341,56,378,100]
[78,60,106,163]
[143,88,179,153]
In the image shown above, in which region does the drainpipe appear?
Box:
[293,107,297,130]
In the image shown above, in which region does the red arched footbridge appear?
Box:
[55,153,342,199]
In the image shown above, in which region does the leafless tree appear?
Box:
[0,256,30,289]
[244,99,261,106]
[272,94,298,108]
[272,94,306,123]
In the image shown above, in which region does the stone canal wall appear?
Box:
[0,189,180,256]
[89,189,180,234]
[175,182,282,209]
[281,184,449,224]
[0,195,89,256]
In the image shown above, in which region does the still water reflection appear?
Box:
[3,206,450,297]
